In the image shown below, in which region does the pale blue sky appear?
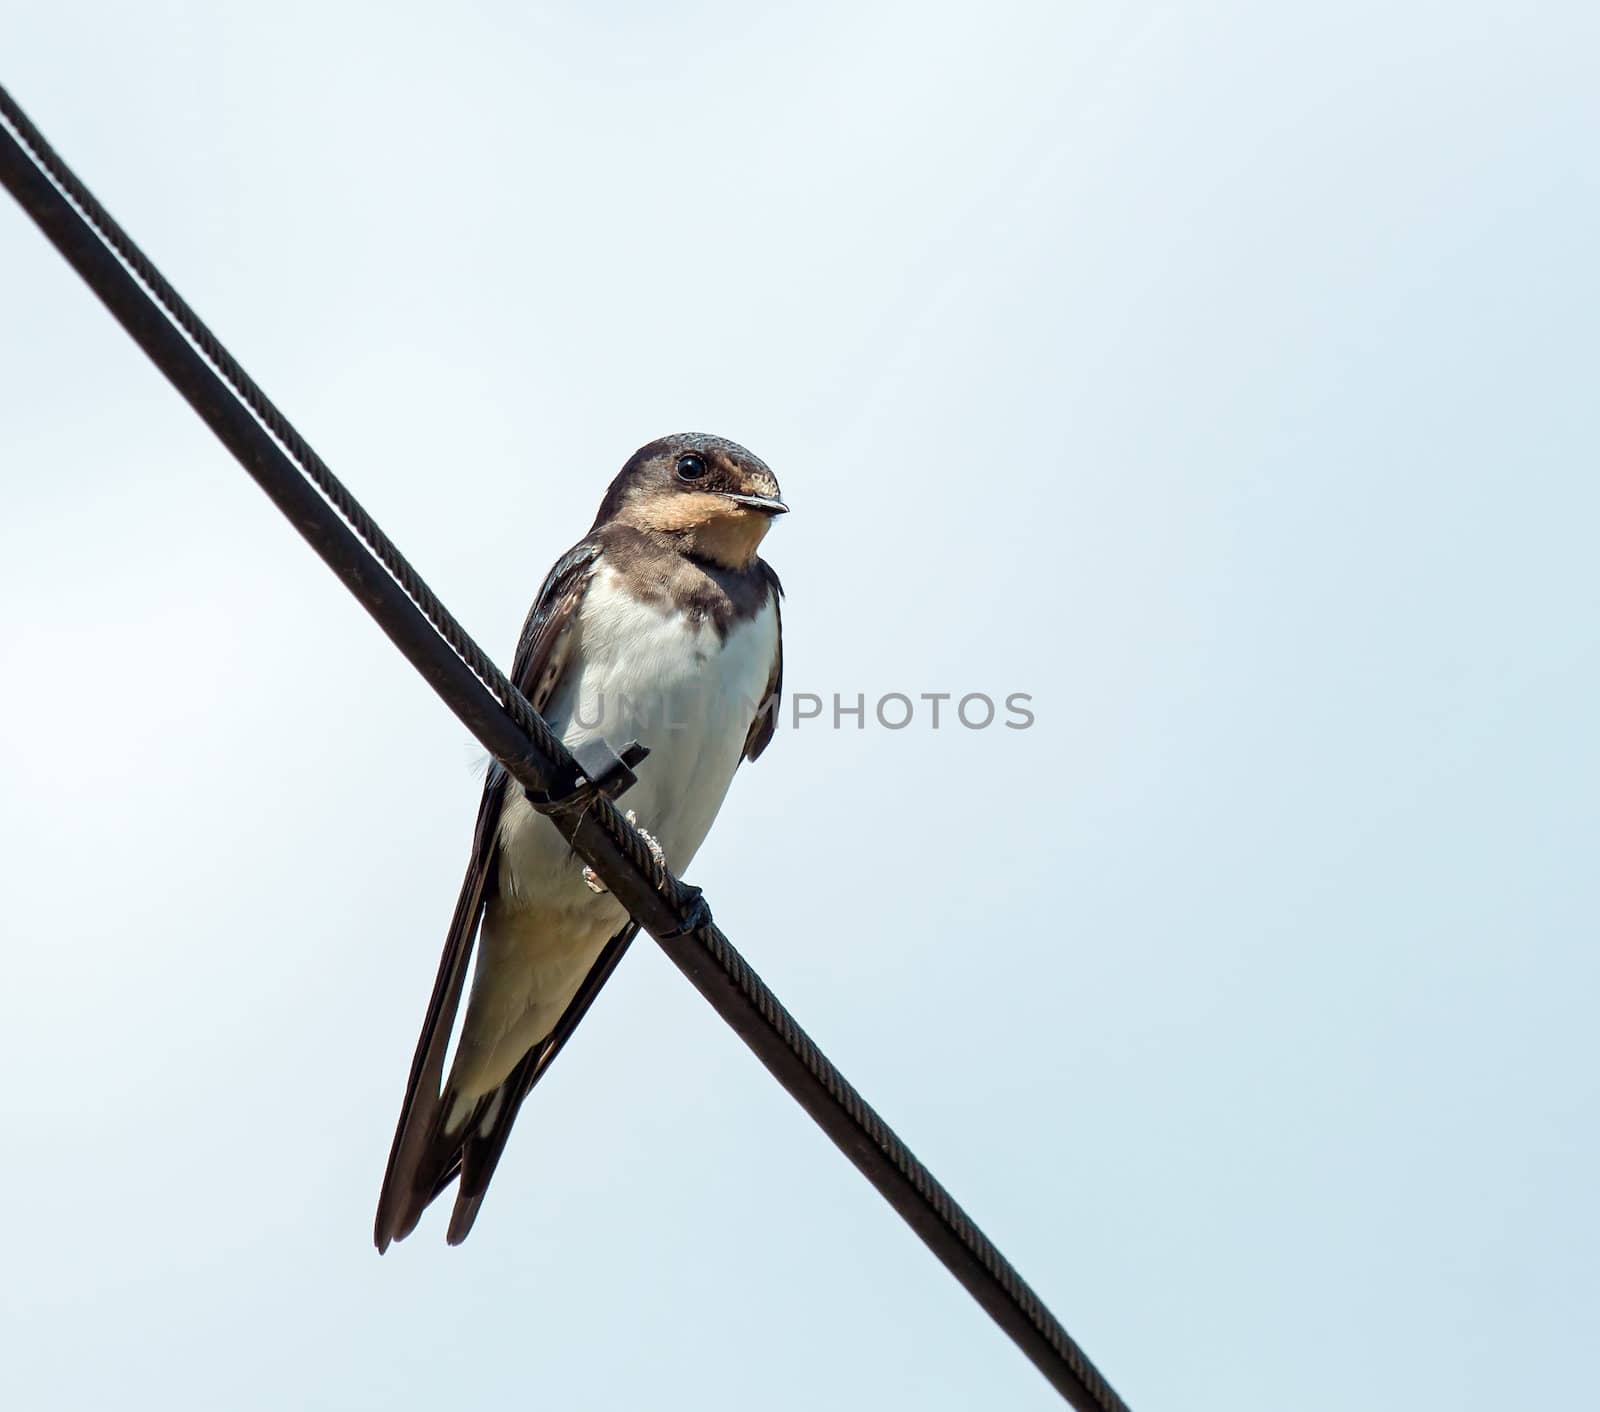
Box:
[2,4,1596,1408]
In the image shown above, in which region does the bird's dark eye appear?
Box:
[676,453,708,481]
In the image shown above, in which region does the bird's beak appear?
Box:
[724,492,789,516]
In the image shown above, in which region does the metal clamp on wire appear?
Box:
[524,737,650,815]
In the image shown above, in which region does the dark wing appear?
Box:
[743,559,784,762]
[374,539,601,1252]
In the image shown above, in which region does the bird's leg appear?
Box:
[581,809,667,894]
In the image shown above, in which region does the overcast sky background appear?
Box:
[2,4,1596,1409]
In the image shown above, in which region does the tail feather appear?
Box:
[373,844,492,1253]
[380,1084,508,1249]
[375,921,642,1249]
[445,1052,544,1244]
[382,1038,555,1247]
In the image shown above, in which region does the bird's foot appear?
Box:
[657,884,713,939]
[625,810,667,872]
[583,811,666,895]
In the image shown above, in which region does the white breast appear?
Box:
[495,565,778,904]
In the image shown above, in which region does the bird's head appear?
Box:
[595,433,787,571]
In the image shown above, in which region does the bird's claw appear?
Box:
[624,809,667,871]
[583,811,666,896]
[657,884,713,939]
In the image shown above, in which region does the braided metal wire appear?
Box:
[0,84,1130,1412]
[0,87,566,766]
[579,775,1121,1403]
[689,917,1127,1412]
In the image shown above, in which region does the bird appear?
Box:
[374,433,787,1250]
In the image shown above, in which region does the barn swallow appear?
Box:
[375,433,786,1250]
